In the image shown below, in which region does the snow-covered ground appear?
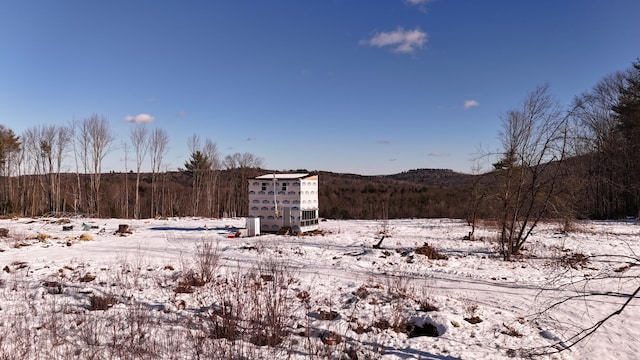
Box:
[0,217,638,359]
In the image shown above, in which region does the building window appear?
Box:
[281,182,288,191]
[301,209,318,227]
[261,183,267,191]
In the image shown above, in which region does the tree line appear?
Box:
[0,115,264,219]
[1,59,639,226]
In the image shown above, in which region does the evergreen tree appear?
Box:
[0,125,21,169]
[0,125,21,214]
[181,150,212,216]
[181,151,212,175]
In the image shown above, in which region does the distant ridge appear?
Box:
[385,168,475,187]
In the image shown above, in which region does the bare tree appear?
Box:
[202,139,221,217]
[38,125,56,213]
[149,127,169,217]
[72,118,90,213]
[53,126,72,213]
[77,114,114,216]
[129,124,150,219]
[571,71,629,218]
[20,126,50,214]
[222,152,263,217]
[22,125,72,214]
[492,84,572,260]
[122,141,130,218]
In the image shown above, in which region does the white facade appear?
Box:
[248,173,319,233]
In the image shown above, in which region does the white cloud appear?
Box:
[362,27,428,54]
[124,113,155,124]
[463,100,479,109]
[428,152,450,157]
[405,0,432,10]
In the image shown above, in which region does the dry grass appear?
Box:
[560,252,590,270]
[89,294,117,310]
[415,243,448,260]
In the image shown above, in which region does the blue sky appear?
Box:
[1,0,639,175]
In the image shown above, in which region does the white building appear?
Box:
[248,173,319,233]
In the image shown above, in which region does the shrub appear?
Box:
[193,239,219,284]
[90,294,117,310]
[415,243,448,260]
[175,270,205,293]
[560,252,589,269]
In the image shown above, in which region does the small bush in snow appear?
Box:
[90,294,117,310]
[415,243,448,260]
[194,239,219,283]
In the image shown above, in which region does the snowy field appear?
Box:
[0,217,638,359]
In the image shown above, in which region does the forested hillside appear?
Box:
[0,168,475,220]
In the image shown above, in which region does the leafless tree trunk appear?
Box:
[129,124,149,219]
[39,125,56,213]
[73,119,90,214]
[149,127,168,218]
[78,114,114,217]
[203,139,221,217]
[122,141,129,218]
[23,125,71,215]
[21,126,49,214]
[54,126,71,213]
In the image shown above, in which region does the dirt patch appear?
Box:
[406,322,440,338]
[464,316,483,324]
